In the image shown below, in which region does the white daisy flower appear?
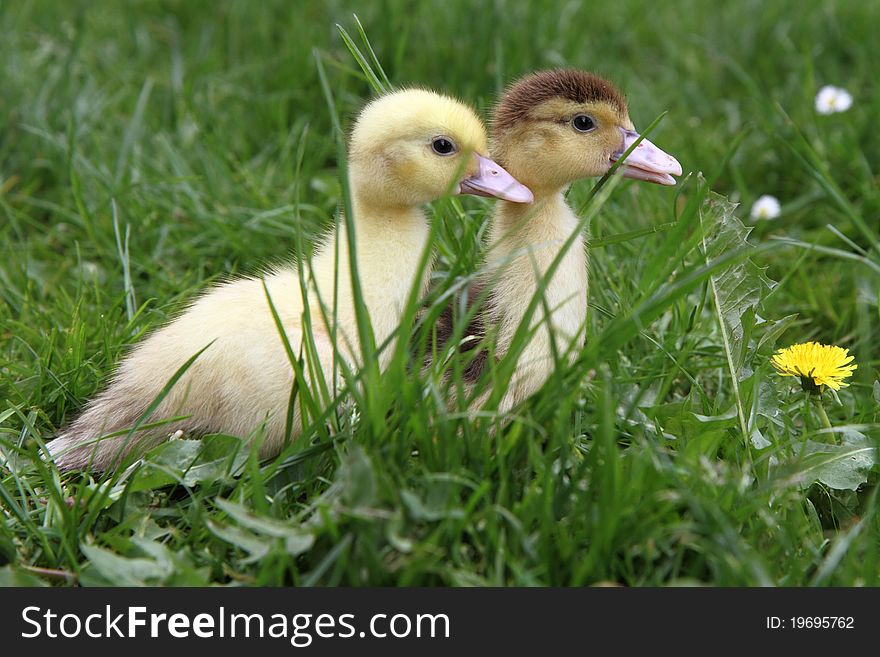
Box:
[750,195,781,221]
[815,85,853,115]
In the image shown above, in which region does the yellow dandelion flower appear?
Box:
[771,342,857,392]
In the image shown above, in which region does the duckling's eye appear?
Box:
[431,136,457,156]
[572,114,596,133]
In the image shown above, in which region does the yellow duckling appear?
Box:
[48,88,531,472]
[441,69,681,412]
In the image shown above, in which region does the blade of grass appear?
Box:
[353,14,391,91]
[336,24,387,95]
[111,199,136,324]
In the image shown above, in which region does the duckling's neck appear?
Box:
[489,188,576,244]
[311,192,432,367]
[484,188,589,405]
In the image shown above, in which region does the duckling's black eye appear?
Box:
[572,114,596,133]
[431,136,457,156]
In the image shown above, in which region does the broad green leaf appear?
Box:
[643,401,738,437]
[338,443,377,509]
[748,377,786,449]
[798,430,877,491]
[700,189,776,376]
[125,437,248,492]
[129,537,210,585]
[0,565,48,586]
[215,499,314,556]
[124,440,203,492]
[699,184,776,443]
[179,435,249,486]
[755,313,799,355]
[80,544,170,586]
[400,488,465,522]
[750,427,771,450]
[207,520,272,564]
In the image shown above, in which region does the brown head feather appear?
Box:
[493,69,627,133]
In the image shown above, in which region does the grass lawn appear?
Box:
[1,0,878,586]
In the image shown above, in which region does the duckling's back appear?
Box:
[46,273,314,471]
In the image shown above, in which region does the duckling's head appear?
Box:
[491,69,681,196]
[348,88,532,208]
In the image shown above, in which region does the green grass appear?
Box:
[1,0,878,586]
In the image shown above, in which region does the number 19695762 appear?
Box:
[766,616,854,630]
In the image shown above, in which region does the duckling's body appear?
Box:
[443,70,681,412]
[48,89,530,472]
[482,193,588,409]
[58,206,431,469]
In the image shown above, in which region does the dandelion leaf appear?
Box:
[700,187,776,377]
[214,498,315,556]
[126,436,248,492]
[80,544,171,586]
[755,313,799,355]
[799,430,877,491]
[207,520,272,564]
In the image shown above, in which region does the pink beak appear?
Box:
[458,154,534,203]
[611,128,683,186]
